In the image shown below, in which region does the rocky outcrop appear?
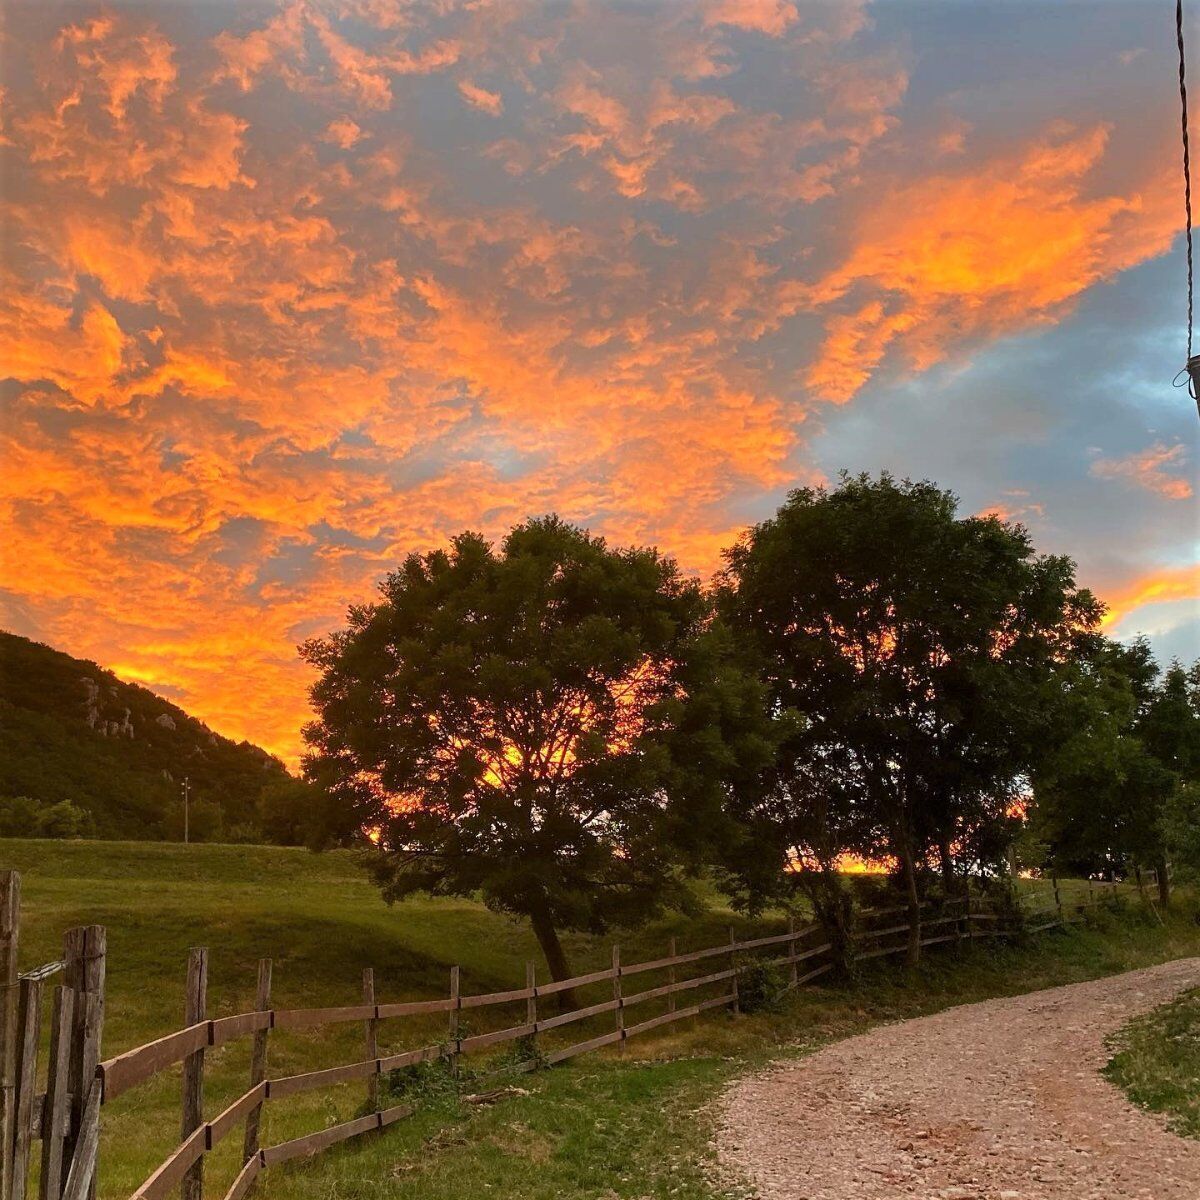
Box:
[81,677,134,737]
[155,713,176,730]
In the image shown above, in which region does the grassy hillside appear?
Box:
[0,631,291,839]
[9,839,1200,1200]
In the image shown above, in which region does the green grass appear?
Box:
[1105,987,1200,1139]
[8,838,1200,1200]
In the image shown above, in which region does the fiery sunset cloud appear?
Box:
[2,1,1197,765]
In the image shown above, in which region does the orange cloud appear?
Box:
[1100,566,1200,629]
[458,79,503,116]
[1090,442,1193,500]
[806,124,1178,400]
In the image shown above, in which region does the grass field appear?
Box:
[8,838,1200,1200]
[1106,987,1200,1140]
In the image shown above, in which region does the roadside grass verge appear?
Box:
[6,838,1199,1200]
[1105,986,1200,1139]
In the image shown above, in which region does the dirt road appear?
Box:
[717,958,1200,1199]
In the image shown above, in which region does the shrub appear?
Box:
[735,959,788,1013]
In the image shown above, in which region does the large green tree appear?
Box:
[720,474,1100,965]
[1035,643,1200,906]
[301,516,748,991]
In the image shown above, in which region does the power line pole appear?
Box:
[181,777,190,845]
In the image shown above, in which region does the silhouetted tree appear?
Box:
[301,516,754,994]
[720,474,1100,965]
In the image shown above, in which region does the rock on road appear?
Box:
[717,958,1200,1200]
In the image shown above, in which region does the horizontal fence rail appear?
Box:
[0,867,1152,1200]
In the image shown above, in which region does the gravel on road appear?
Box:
[717,958,1200,1199]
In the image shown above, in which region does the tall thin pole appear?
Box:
[181,778,189,845]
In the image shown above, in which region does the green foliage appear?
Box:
[718,473,1098,959]
[301,516,764,982]
[1105,987,1200,1139]
[1032,640,1200,884]
[734,959,788,1013]
[0,630,296,841]
[0,795,94,838]
[1164,781,1200,880]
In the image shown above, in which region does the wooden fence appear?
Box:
[0,870,1137,1200]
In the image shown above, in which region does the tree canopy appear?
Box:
[301,516,752,986]
[718,473,1101,963]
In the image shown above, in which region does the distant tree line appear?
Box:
[294,474,1199,984]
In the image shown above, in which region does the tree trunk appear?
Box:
[1156,858,1171,910]
[898,842,922,969]
[938,833,955,895]
[529,904,577,1012]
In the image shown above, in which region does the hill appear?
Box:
[0,630,296,840]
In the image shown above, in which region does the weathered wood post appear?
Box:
[787,916,799,987]
[667,937,677,1013]
[612,946,623,1053]
[10,976,41,1200]
[181,948,207,1200]
[525,962,537,1059]
[362,969,379,1111]
[242,958,271,1162]
[0,871,19,1200]
[1052,876,1063,925]
[448,967,461,1076]
[61,926,104,1200]
[39,986,75,1200]
[728,927,739,1016]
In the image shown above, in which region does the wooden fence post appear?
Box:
[180,949,207,1200]
[362,969,378,1112]
[242,958,271,1163]
[1,872,20,1200]
[667,938,677,1013]
[39,986,74,1200]
[787,917,799,986]
[1052,876,1063,925]
[525,962,537,1058]
[62,927,104,1200]
[10,978,41,1200]
[729,927,739,1016]
[612,946,623,1053]
[448,967,460,1076]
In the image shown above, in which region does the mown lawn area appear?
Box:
[1106,986,1200,1139]
[7,838,1199,1200]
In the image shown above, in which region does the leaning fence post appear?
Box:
[62,926,104,1200]
[181,948,207,1200]
[0,871,19,1200]
[242,958,271,1163]
[362,969,379,1111]
[10,977,41,1200]
[612,946,624,1053]
[728,927,739,1016]
[667,937,677,1013]
[448,967,461,1076]
[39,986,74,1200]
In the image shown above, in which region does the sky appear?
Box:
[2,0,1197,767]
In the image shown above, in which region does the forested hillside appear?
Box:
[0,630,299,840]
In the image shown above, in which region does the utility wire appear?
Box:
[1175,0,1200,416]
